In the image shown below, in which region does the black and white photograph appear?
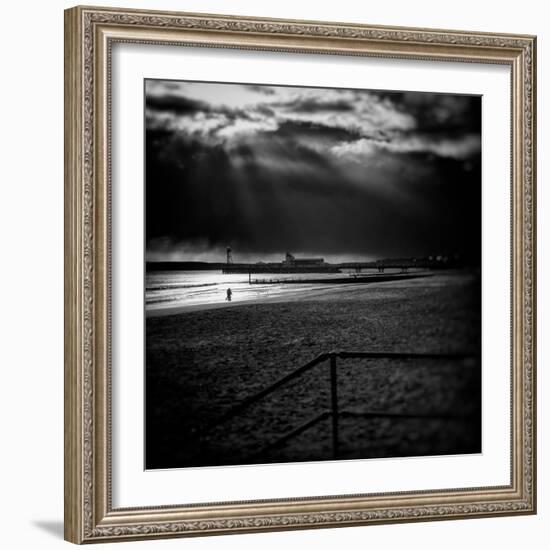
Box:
[145,79,482,470]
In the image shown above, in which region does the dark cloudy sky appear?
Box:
[145,79,481,263]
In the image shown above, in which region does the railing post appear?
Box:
[330,354,339,459]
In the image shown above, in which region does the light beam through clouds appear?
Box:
[146,80,481,264]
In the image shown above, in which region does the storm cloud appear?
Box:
[145,79,481,263]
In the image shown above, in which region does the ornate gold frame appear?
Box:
[64,5,536,544]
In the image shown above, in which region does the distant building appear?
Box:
[282,252,325,267]
[222,251,338,273]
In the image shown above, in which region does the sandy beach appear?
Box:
[146,270,481,469]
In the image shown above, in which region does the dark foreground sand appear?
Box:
[146,271,481,469]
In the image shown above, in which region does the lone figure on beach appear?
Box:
[226,288,232,302]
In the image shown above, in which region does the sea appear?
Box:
[145,269,391,313]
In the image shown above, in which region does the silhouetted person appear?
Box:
[226,288,232,302]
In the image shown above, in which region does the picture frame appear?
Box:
[64,5,536,544]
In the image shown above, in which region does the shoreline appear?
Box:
[146,272,434,318]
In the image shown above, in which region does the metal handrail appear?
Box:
[199,350,479,460]
[250,412,331,460]
[205,353,329,430]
